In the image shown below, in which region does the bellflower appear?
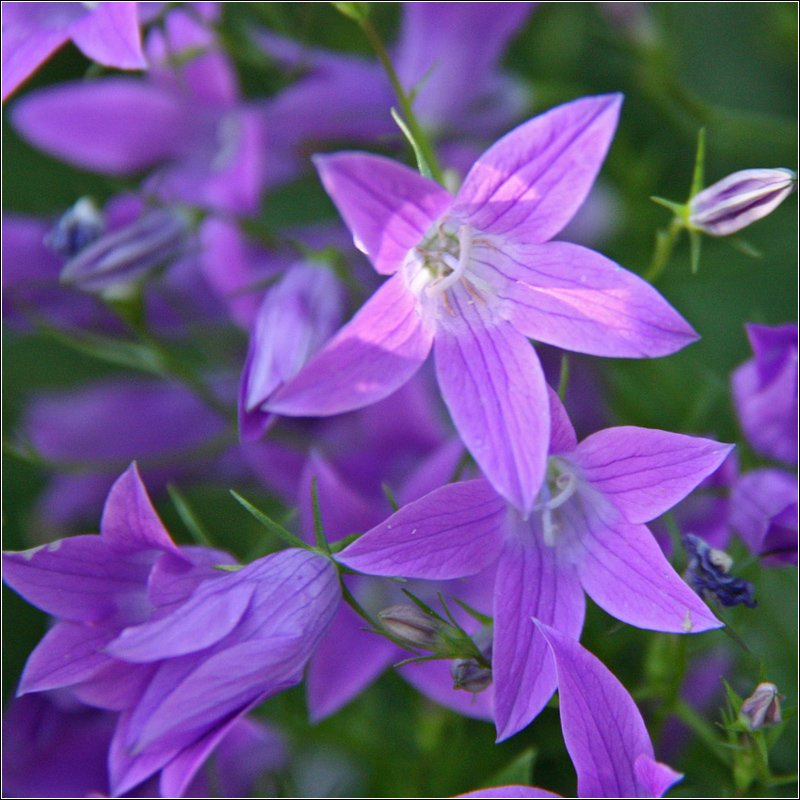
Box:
[2,2,147,102]
[731,323,798,466]
[338,390,729,740]
[267,94,698,515]
[456,624,683,798]
[3,464,340,797]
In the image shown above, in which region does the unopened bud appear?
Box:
[688,168,797,237]
[60,208,191,294]
[45,197,105,258]
[451,658,493,694]
[378,604,443,650]
[740,682,782,731]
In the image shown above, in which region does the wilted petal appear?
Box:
[573,427,734,523]
[435,291,549,515]
[492,241,698,357]
[313,151,453,275]
[565,495,722,633]
[337,480,507,580]
[493,515,585,741]
[267,273,434,417]
[452,94,622,242]
[12,78,183,173]
[535,621,682,798]
[68,2,146,70]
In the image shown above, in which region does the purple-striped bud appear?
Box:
[739,682,782,731]
[378,603,444,649]
[60,207,191,294]
[688,168,797,236]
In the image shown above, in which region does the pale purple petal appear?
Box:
[267,273,434,417]
[106,583,256,663]
[397,438,465,505]
[564,494,722,633]
[1,22,69,101]
[313,151,453,276]
[68,2,146,70]
[100,463,182,556]
[548,384,578,455]
[491,241,699,357]
[70,657,156,712]
[493,514,585,741]
[535,621,682,798]
[456,786,560,799]
[435,291,549,515]
[573,427,734,523]
[337,479,507,580]
[635,755,684,798]
[11,78,184,173]
[306,601,399,722]
[2,536,155,624]
[452,94,622,242]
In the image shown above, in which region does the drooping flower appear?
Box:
[267,94,698,516]
[2,1,147,102]
[337,390,729,740]
[688,168,797,237]
[2,463,340,797]
[731,323,798,466]
[455,623,682,798]
[682,533,757,608]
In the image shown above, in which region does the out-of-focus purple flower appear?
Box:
[1,691,286,798]
[730,468,798,567]
[44,196,106,257]
[239,262,345,441]
[456,624,682,798]
[3,464,339,797]
[739,682,782,732]
[732,323,798,466]
[267,94,698,516]
[338,391,729,740]
[682,533,757,608]
[11,6,265,214]
[2,1,147,102]
[688,168,797,236]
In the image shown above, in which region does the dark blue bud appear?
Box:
[683,533,757,608]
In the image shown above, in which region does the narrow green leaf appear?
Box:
[451,596,493,627]
[331,2,370,23]
[690,127,706,198]
[391,107,434,180]
[650,195,687,216]
[728,236,763,259]
[230,490,310,550]
[167,484,213,547]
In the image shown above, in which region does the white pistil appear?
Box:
[534,465,579,547]
[427,224,473,295]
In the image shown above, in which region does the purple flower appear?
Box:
[688,168,797,236]
[729,468,798,567]
[732,323,798,466]
[2,1,147,102]
[337,391,729,740]
[3,464,339,796]
[10,6,265,214]
[455,624,682,798]
[682,533,757,608]
[267,94,698,516]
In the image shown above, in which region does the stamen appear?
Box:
[427,224,473,295]
[461,276,486,304]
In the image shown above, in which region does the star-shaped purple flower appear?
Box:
[337,391,730,740]
[267,94,698,515]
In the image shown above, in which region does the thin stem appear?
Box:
[644,216,684,283]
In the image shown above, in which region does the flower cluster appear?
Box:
[3,3,797,798]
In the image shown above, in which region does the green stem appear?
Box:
[644,216,684,283]
[673,699,732,767]
[358,16,444,185]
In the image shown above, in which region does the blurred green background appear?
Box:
[3,3,797,797]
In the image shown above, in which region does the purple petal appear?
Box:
[547,384,578,455]
[456,787,561,799]
[306,601,399,722]
[535,621,682,798]
[337,479,507,580]
[397,437,465,505]
[11,78,183,173]
[313,151,453,276]
[635,755,684,799]
[68,2,147,70]
[435,291,549,515]
[493,515,585,741]
[564,496,722,633]
[107,582,256,663]
[2,535,155,624]
[452,94,622,242]
[100,463,182,556]
[1,23,69,102]
[18,622,116,695]
[267,273,434,417]
[491,241,699,357]
[573,427,734,523]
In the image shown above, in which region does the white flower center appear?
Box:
[533,458,579,546]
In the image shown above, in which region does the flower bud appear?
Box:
[739,682,782,731]
[451,658,493,694]
[45,197,105,258]
[377,604,444,650]
[60,208,191,294]
[688,168,797,236]
[683,533,757,608]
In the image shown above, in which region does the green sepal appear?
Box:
[689,228,702,273]
[229,490,310,551]
[310,477,332,554]
[167,484,213,547]
[690,127,707,198]
[212,564,243,572]
[650,195,687,218]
